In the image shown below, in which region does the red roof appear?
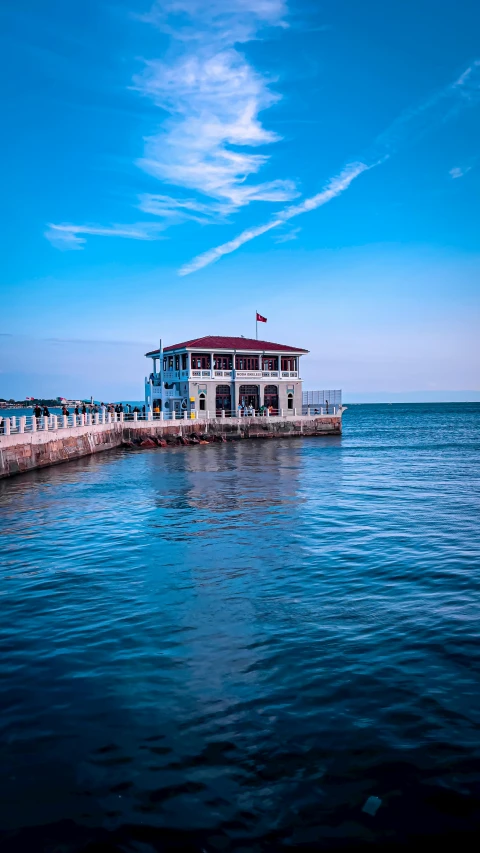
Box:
[146,335,308,356]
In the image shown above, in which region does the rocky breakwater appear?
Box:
[0,414,341,479]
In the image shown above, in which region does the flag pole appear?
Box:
[256,310,258,340]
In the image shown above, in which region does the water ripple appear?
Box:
[0,404,479,850]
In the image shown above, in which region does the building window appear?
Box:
[287,393,294,410]
[262,357,278,371]
[163,357,167,371]
[281,357,296,371]
[175,355,180,370]
[182,354,187,370]
[199,393,206,411]
[191,354,210,370]
[214,355,232,370]
[235,356,259,370]
[168,356,174,369]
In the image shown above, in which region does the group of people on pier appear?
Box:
[237,403,275,417]
[30,401,146,422]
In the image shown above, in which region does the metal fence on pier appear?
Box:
[302,390,342,415]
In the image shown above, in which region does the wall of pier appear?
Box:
[0,415,342,479]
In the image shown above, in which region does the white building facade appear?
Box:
[145,335,308,416]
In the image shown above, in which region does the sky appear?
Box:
[1,0,479,402]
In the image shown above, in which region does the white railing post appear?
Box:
[147,410,152,421]
[32,416,37,432]
[101,411,106,424]
[19,416,25,434]
[294,408,297,416]
[133,412,138,422]
[53,415,58,430]
[221,409,225,419]
[62,415,68,429]
[281,409,284,418]
[107,412,111,423]
[183,410,187,421]
[11,416,16,430]
[120,412,124,423]
[94,413,99,425]
[307,406,311,416]
[43,416,48,431]
[159,410,164,421]
[4,418,10,436]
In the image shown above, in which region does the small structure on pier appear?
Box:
[145,335,308,417]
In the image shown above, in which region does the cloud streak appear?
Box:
[45,222,167,250]
[179,162,368,274]
[179,58,480,274]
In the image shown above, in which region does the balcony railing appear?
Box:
[150,369,299,381]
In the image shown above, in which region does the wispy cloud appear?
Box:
[133,1,297,212]
[45,222,167,250]
[274,226,301,243]
[449,165,472,179]
[47,0,297,249]
[1,333,147,346]
[179,163,368,275]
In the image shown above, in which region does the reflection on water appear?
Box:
[0,405,479,851]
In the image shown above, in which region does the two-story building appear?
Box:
[145,335,308,416]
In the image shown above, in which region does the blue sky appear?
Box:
[1,0,479,401]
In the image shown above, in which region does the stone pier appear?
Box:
[0,414,342,479]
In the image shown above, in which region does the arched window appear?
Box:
[287,392,294,410]
[199,392,206,411]
[264,385,278,412]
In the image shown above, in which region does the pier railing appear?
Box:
[0,406,341,435]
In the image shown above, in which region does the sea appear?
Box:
[0,403,479,851]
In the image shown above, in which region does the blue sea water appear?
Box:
[0,403,479,851]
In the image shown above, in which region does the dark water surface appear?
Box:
[1,404,479,851]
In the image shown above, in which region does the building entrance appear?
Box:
[264,384,279,413]
[216,384,231,413]
[239,385,259,410]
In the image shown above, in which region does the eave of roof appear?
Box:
[145,335,308,356]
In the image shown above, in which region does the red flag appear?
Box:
[256,312,267,323]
